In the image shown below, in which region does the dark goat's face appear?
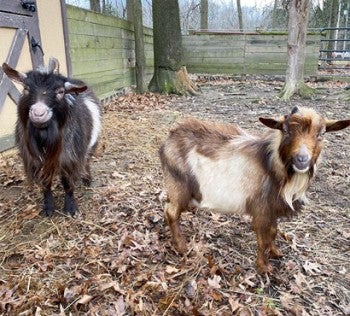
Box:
[260,107,350,174]
[2,62,87,128]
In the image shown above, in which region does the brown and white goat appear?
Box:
[159,107,350,274]
[2,58,101,217]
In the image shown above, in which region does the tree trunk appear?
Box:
[90,0,101,12]
[279,0,313,100]
[334,0,342,52]
[327,0,339,62]
[101,0,106,14]
[237,0,243,32]
[148,0,199,95]
[133,0,146,93]
[126,0,134,22]
[271,0,278,29]
[200,0,208,30]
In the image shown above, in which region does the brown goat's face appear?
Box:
[280,111,325,174]
[260,107,350,175]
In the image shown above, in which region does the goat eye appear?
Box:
[56,88,65,99]
[23,87,29,95]
[282,125,290,136]
[317,128,326,140]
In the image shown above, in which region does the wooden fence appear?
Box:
[66,5,154,100]
[183,32,320,76]
[66,6,320,99]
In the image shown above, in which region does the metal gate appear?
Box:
[319,27,350,71]
[0,0,44,151]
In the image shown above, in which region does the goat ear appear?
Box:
[47,57,60,74]
[259,117,283,130]
[64,81,87,94]
[325,119,350,132]
[2,63,27,84]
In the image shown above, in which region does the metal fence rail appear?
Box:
[319,27,350,70]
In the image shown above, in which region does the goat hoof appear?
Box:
[42,206,54,217]
[82,176,91,187]
[270,248,283,259]
[174,239,187,255]
[63,202,78,216]
[257,263,273,274]
[64,206,77,216]
[42,201,55,217]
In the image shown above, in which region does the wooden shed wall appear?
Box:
[183,33,320,76]
[66,5,154,100]
[0,0,68,152]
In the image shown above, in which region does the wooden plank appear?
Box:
[0,1,37,16]
[0,134,15,153]
[60,0,73,76]
[70,47,129,61]
[67,5,132,30]
[26,9,44,68]
[5,29,27,66]
[184,50,244,59]
[0,28,27,110]
[184,56,245,64]
[187,65,245,74]
[183,40,246,49]
[0,11,33,28]
[245,53,287,63]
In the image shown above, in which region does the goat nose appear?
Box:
[32,108,45,117]
[29,102,52,127]
[293,144,311,172]
[296,154,309,163]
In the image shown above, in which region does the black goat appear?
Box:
[2,58,101,216]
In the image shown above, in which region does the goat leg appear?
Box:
[61,175,78,216]
[43,188,55,217]
[269,224,283,259]
[81,158,92,186]
[253,217,277,274]
[165,202,187,254]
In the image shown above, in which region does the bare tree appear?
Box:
[132,0,147,93]
[180,1,200,34]
[126,0,134,21]
[90,0,101,12]
[271,0,278,29]
[237,0,243,31]
[279,0,312,100]
[200,0,208,30]
[148,0,199,95]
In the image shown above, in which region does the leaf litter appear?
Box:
[0,77,349,315]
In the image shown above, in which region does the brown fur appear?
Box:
[159,107,350,274]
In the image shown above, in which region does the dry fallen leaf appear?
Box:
[165,265,180,274]
[76,294,93,305]
[228,297,243,312]
[302,261,322,275]
[208,275,221,289]
[113,295,128,316]
[185,279,197,298]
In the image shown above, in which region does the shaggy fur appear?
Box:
[159,107,350,273]
[2,58,101,216]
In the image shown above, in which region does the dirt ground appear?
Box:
[0,77,349,315]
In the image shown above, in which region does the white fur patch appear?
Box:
[64,94,76,106]
[84,98,101,150]
[283,173,310,210]
[187,148,261,214]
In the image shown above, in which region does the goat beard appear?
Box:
[24,120,62,186]
[285,159,315,180]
